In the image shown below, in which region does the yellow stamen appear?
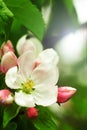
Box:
[22,79,34,93]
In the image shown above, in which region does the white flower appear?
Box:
[5,49,59,107]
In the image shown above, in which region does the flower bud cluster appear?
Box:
[0,34,77,119]
[0,40,17,73]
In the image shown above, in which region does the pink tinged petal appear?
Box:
[27,107,38,119]
[31,63,59,86]
[1,40,14,56]
[15,91,35,107]
[4,40,14,52]
[57,86,77,103]
[1,52,17,73]
[5,66,22,89]
[0,89,13,105]
[18,51,35,78]
[36,48,59,65]
[33,61,41,69]
[32,85,58,106]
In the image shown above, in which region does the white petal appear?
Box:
[18,51,35,78]
[5,66,22,89]
[23,40,36,55]
[16,35,26,55]
[37,49,59,65]
[16,35,43,56]
[23,37,43,56]
[15,91,35,107]
[31,63,59,86]
[16,35,36,55]
[33,85,58,106]
[28,37,43,56]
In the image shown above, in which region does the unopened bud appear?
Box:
[0,40,14,56]
[27,107,38,119]
[0,89,13,105]
[1,52,17,73]
[57,86,77,104]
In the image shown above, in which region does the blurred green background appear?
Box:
[43,0,87,130]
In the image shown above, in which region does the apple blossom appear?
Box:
[1,52,17,73]
[16,34,43,56]
[57,86,77,104]
[0,89,13,105]
[5,49,59,107]
[27,107,38,119]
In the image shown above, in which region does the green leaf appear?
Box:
[4,0,45,41]
[4,122,17,130]
[0,106,4,130]
[32,106,58,130]
[0,0,13,45]
[9,18,27,46]
[3,103,21,128]
[17,114,37,130]
[31,0,45,9]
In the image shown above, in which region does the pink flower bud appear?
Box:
[57,86,77,104]
[0,40,14,56]
[1,52,17,73]
[0,89,13,105]
[27,107,38,119]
